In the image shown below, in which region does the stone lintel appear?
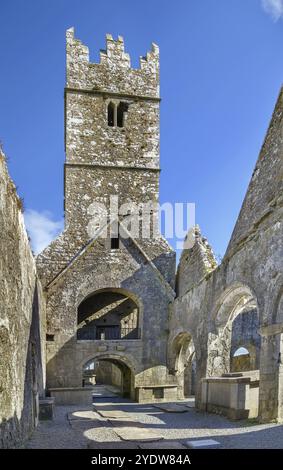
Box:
[202,376,251,384]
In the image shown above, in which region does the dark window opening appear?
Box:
[111,235,120,250]
[46,334,55,342]
[117,102,129,127]
[107,102,115,127]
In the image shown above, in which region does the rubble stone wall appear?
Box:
[0,151,46,448]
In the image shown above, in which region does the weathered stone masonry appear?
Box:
[37,29,176,401]
[0,150,46,448]
[0,28,282,448]
[169,87,283,423]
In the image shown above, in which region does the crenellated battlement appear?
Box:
[99,33,131,68]
[66,27,159,97]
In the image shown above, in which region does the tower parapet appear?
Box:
[66,27,159,97]
[65,28,160,175]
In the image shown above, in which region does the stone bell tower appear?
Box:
[37,29,177,403]
[64,27,161,233]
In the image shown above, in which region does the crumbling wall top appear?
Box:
[176,225,218,297]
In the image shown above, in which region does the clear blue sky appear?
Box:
[1,0,283,258]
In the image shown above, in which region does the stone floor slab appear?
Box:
[154,404,189,413]
[114,427,164,442]
[185,439,221,449]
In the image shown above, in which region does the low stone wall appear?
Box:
[49,388,93,405]
[0,151,46,448]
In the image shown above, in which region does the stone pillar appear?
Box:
[176,369,185,400]
[206,330,231,378]
[121,366,132,398]
[258,324,283,422]
[195,347,209,409]
[184,364,192,397]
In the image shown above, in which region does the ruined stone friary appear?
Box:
[0,29,282,448]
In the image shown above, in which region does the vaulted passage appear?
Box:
[77,289,140,340]
[83,357,133,397]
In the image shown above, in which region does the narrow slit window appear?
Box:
[117,102,129,127]
[46,334,55,342]
[108,102,115,127]
[111,235,120,250]
[111,222,120,249]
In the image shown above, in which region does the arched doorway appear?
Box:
[82,356,134,398]
[172,332,195,400]
[77,289,141,341]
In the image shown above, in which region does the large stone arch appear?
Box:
[74,275,145,339]
[208,283,259,377]
[77,288,142,341]
[80,352,137,399]
[76,285,143,313]
[212,283,258,330]
[78,351,138,374]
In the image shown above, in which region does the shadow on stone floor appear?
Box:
[83,424,283,449]
[26,386,283,449]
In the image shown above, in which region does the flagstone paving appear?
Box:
[25,386,283,449]
[153,403,189,413]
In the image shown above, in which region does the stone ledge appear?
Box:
[135,384,178,389]
[65,87,161,103]
[203,376,251,384]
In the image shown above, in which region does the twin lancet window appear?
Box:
[107,101,129,128]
